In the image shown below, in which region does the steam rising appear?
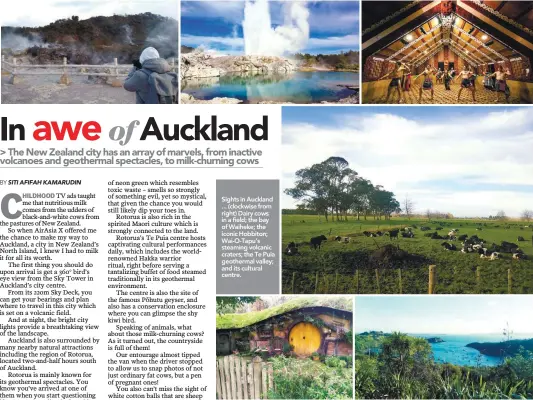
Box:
[122,25,134,45]
[243,0,309,56]
[1,33,48,52]
[145,21,179,58]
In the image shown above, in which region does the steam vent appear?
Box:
[361,0,533,104]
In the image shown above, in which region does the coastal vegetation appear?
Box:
[355,332,533,399]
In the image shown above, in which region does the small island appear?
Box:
[426,337,445,343]
[466,338,533,357]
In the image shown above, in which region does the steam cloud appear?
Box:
[242,0,309,56]
[145,21,179,58]
[122,25,134,45]
[1,32,48,52]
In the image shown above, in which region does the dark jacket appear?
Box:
[124,58,178,104]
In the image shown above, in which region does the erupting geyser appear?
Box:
[242,0,310,56]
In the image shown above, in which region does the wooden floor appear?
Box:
[363,81,523,104]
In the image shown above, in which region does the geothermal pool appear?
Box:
[181,71,359,103]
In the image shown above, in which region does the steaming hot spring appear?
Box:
[180,0,359,104]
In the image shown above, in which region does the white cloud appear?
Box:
[282,108,533,218]
[308,34,358,49]
[2,0,177,27]
[308,6,359,33]
[181,34,244,49]
[182,33,358,53]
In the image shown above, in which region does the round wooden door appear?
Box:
[289,322,321,356]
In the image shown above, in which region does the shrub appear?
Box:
[268,356,352,399]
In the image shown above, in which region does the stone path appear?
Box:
[1,74,134,104]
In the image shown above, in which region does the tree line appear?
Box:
[292,50,359,71]
[284,157,400,222]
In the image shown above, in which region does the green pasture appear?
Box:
[282,215,533,294]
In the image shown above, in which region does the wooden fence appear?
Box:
[286,265,517,295]
[1,55,178,84]
[216,355,273,400]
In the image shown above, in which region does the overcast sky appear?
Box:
[355,296,533,335]
[282,106,533,218]
[181,0,359,55]
[1,0,178,27]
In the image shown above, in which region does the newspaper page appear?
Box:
[3,1,533,400]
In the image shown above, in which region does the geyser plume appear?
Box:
[242,0,309,56]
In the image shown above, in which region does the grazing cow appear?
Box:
[441,242,457,251]
[388,229,399,240]
[461,245,474,253]
[490,252,501,260]
[518,236,525,242]
[480,247,492,256]
[343,237,350,243]
[430,232,445,240]
[513,252,528,260]
[285,242,299,256]
[401,231,414,238]
[435,227,443,231]
[500,241,519,253]
[489,243,502,252]
[458,234,468,241]
[376,231,383,237]
[363,231,372,237]
[310,235,328,250]
[421,226,431,231]
[335,236,342,241]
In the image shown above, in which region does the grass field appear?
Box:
[282,215,533,294]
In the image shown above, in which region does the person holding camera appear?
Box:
[123,47,178,104]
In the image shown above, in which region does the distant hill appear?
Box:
[294,50,359,71]
[466,338,533,357]
[427,337,445,343]
[1,13,178,64]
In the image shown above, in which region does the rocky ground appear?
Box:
[180,92,359,105]
[180,93,242,104]
[180,50,297,80]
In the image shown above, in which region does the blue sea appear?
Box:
[181,71,358,103]
[414,334,531,367]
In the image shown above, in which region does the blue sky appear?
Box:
[181,1,359,55]
[282,106,533,218]
[355,296,533,335]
